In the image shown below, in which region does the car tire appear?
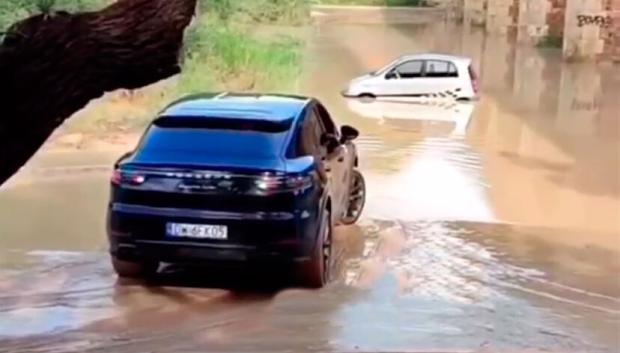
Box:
[341,170,366,225]
[111,256,158,279]
[297,208,332,288]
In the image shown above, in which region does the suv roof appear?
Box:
[159,92,312,122]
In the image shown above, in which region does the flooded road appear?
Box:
[1,17,620,353]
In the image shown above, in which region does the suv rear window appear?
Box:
[137,117,292,158]
[154,116,292,133]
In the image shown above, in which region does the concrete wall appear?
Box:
[435,0,465,20]
[486,0,520,35]
[517,0,566,43]
[563,0,618,60]
[547,0,567,38]
[464,0,488,26]
[517,0,550,43]
[460,0,617,61]
[518,0,566,44]
[602,0,620,61]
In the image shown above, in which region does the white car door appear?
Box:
[378,60,427,97]
[423,60,461,97]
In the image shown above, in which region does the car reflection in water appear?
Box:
[344,97,475,136]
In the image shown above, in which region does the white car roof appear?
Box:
[397,53,471,64]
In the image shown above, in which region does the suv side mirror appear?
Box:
[385,71,397,80]
[340,125,359,142]
[320,133,341,153]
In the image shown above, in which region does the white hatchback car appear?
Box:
[342,54,479,100]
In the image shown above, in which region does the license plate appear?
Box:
[166,223,228,240]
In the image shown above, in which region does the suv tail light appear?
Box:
[111,169,146,186]
[111,168,312,195]
[111,169,122,186]
[253,174,313,195]
[468,65,479,94]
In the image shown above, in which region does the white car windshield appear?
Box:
[372,57,404,76]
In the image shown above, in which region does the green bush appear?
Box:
[200,0,310,25]
[536,35,563,49]
[0,0,108,31]
[184,0,307,94]
[179,14,302,94]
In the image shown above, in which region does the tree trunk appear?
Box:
[0,0,197,186]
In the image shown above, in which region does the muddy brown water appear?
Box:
[1,21,619,353]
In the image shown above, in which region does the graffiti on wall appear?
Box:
[577,14,613,28]
[571,98,600,112]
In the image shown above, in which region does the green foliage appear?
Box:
[0,0,108,31]
[2,0,305,134]
[35,0,56,14]
[0,2,28,31]
[536,35,563,49]
[182,0,307,94]
[200,0,233,21]
[2,0,305,93]
[239,0,309,25]
[200,0,310,25]
[179,14,302,94]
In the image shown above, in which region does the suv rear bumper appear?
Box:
[110,238,311,264]
[107,203,319,264]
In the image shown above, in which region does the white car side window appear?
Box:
[388,60,424,79]
[425,60,459,78]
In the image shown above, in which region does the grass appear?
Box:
[0,0,109,30]
[200,0,310,25]
[180,22,302,94]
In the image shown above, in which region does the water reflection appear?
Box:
[304,21,619,241]
[303,20,619,351]
[1,219,618,352]
[345,98,475,136]
[363,136,493,222]
[336,219,620,352]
